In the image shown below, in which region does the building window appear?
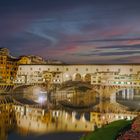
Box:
[66,68,69,71]
[118,69,120,72]
[30,68,32,70]
[48,68,50,71]
[96,69,98,72]
[86,68,88,71]
[130,68,133,72]
[57,68,59,71]
[76,68,78,71]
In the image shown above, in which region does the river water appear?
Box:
[8,132,84,140]
[2,88,140,140]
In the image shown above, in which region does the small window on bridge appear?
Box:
[130,68,133,72]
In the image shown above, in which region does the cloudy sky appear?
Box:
[0,0,140,64]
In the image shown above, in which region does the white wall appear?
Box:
[15,64,140,84]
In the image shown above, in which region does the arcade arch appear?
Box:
[83,74,91,82]
[73,73,82,81]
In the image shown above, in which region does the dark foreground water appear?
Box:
[8,132,84,140]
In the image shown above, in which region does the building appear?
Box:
[28,55,46,64]
[14,64,140,85]
[0,48,18,84]
[18,55,64,65]
[46,59,64,64]
[18,55,46,64]
[18,56,31,64]
[0,48,48,84]
[91,71,140,86]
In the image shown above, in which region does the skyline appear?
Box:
[0,0,140,64]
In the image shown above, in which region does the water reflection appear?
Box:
[116,89,140,111]
[0,88,140,140]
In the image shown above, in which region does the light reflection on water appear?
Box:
[0,88,140,140]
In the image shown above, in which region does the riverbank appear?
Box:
[117,116,140,139]
[80,120,131,140]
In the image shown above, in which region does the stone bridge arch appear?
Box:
[83,74,91,83]
[73,73,82,81]
[63,73,72,81]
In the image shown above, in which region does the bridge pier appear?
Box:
[129,89,134,100]
[122,89,126,99]
[126,89,130,100]
[131,89,134,100]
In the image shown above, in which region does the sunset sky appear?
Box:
[0,0,140,64]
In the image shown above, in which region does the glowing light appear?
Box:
[37,91,47,104]
[65,74,69,78]
[38,95,46,104]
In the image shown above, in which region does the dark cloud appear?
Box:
[71,50,140,57]
[98,44,140,50]
[70,38,140,44]
[100,51,140,56]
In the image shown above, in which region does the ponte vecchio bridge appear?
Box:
[12,64,140,111]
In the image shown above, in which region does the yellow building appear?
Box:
[0,48,47,85]
[18,56,31,64]
[0,48,18,84]
[0,55,7,83]
[18,55,47,64]
[6,57,18,84]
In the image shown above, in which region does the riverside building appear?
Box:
[14,64,140,86]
